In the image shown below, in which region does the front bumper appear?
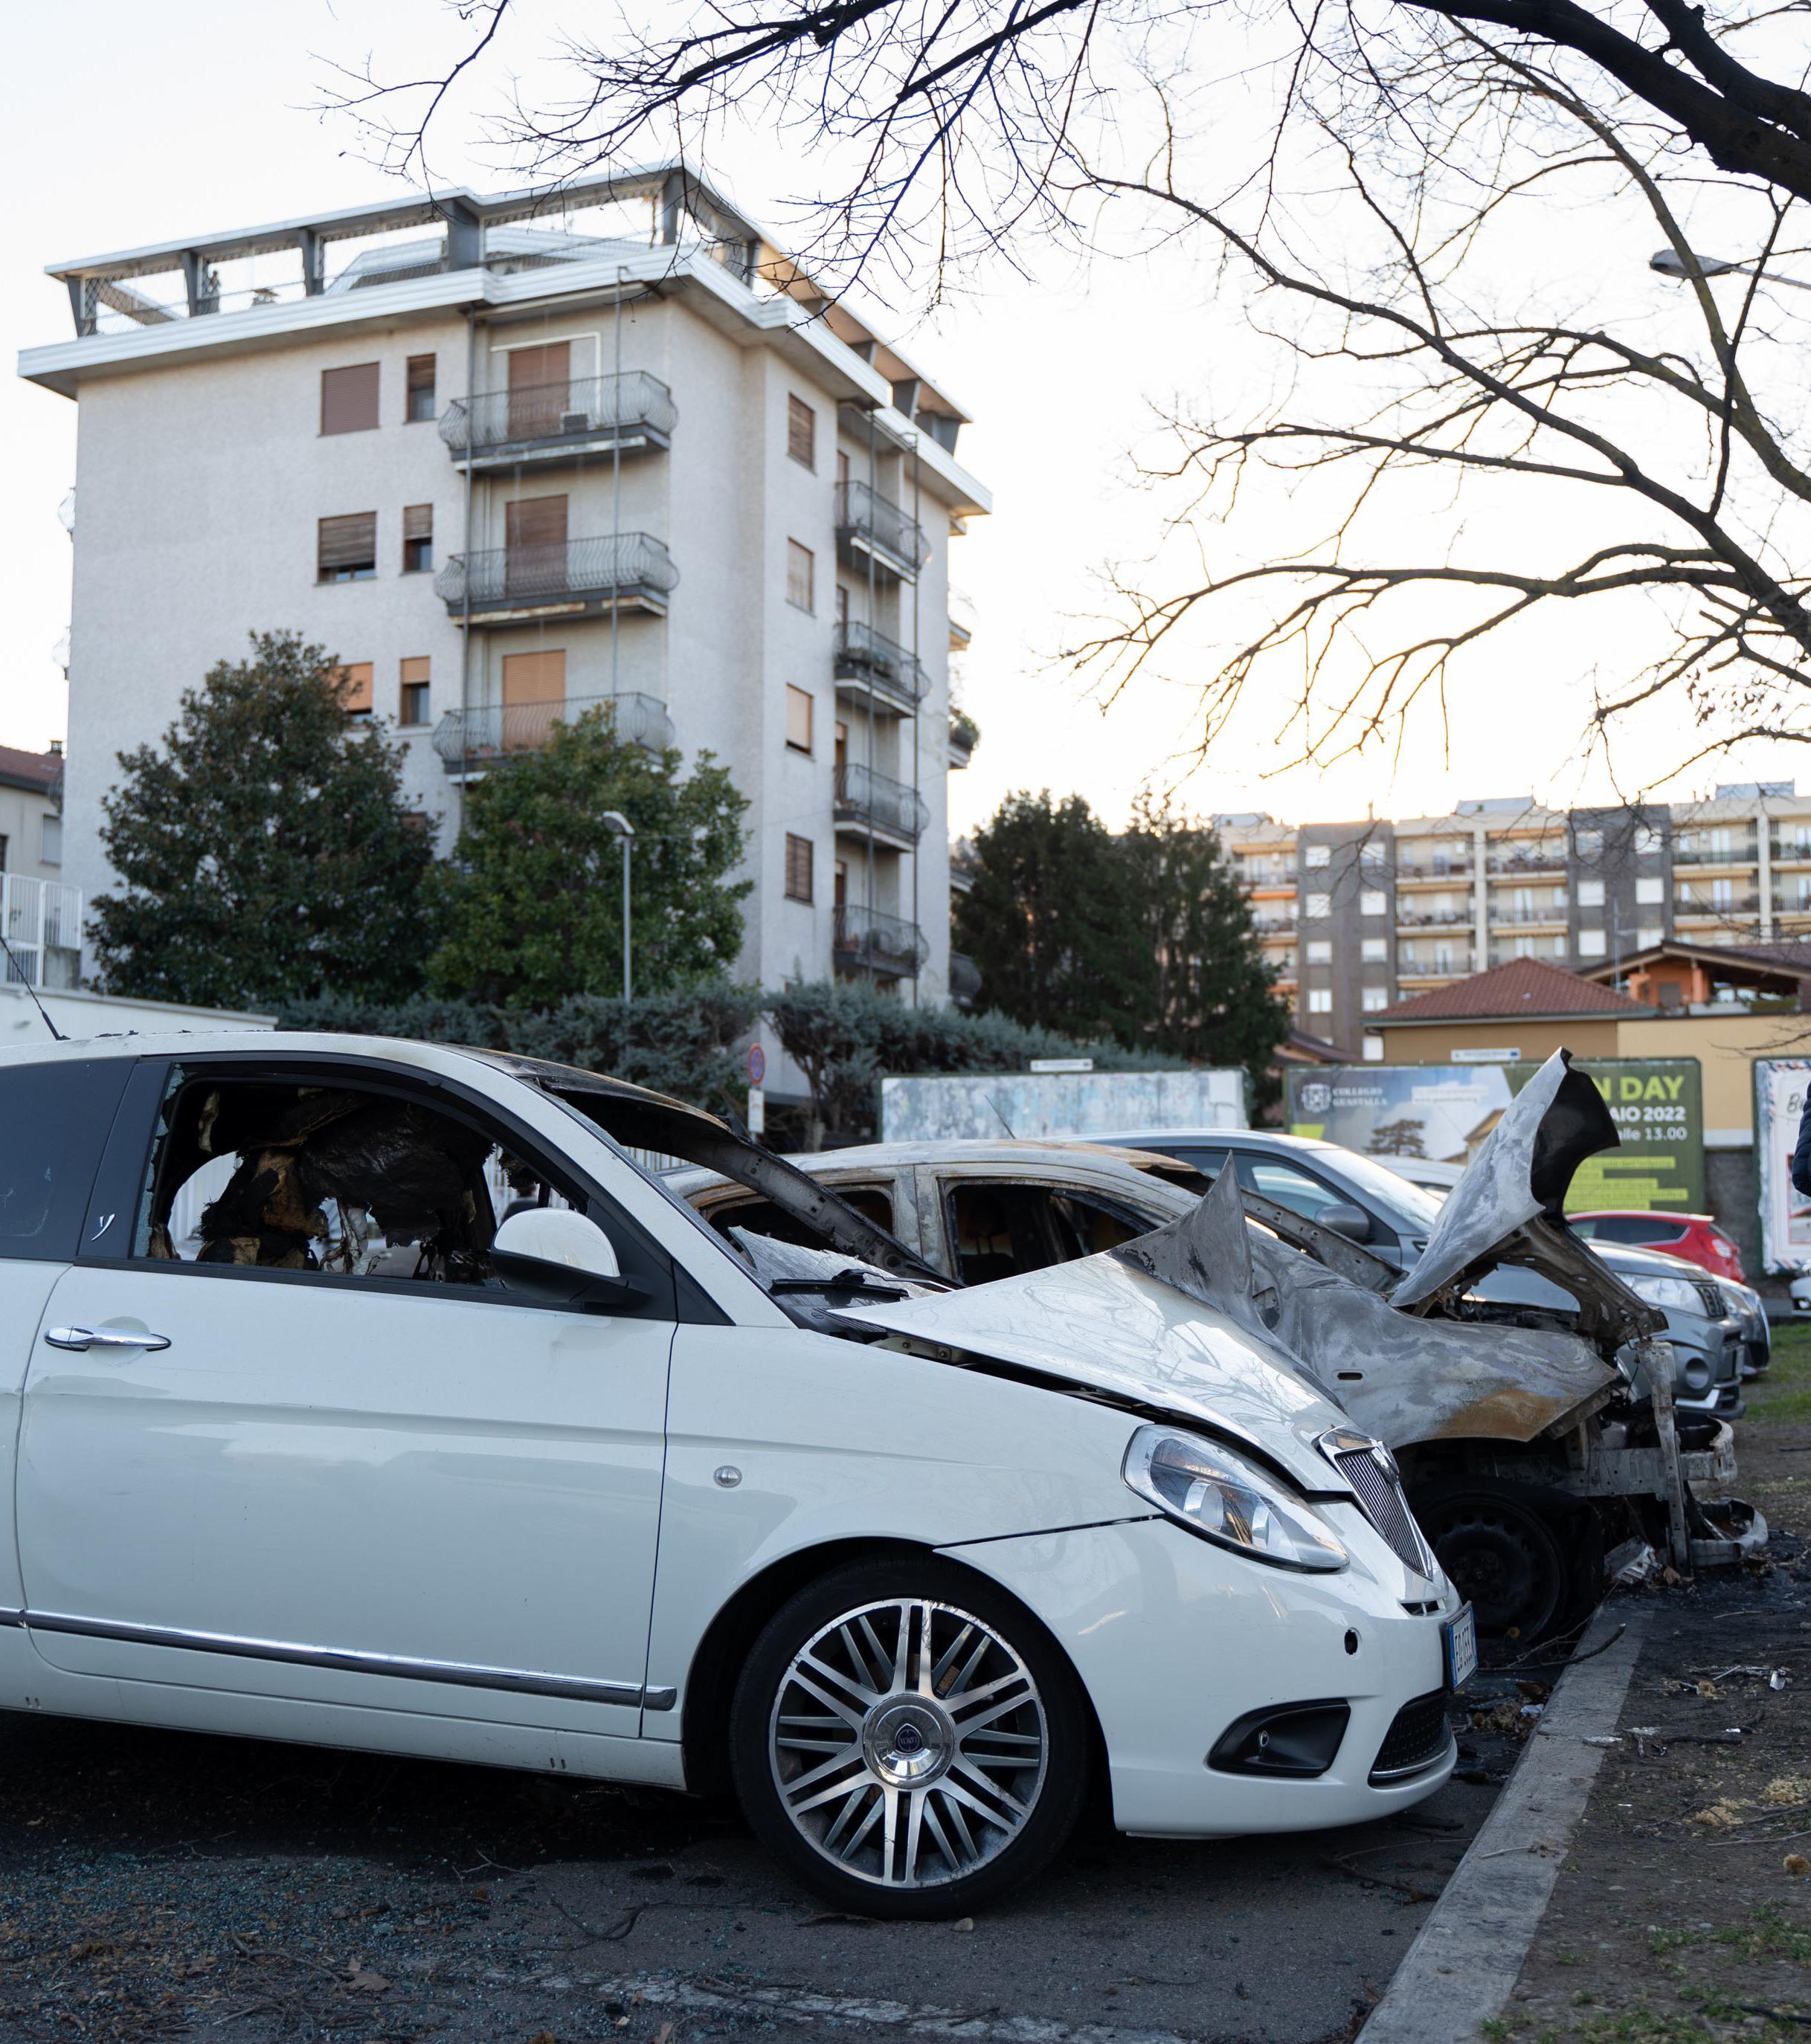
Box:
[939,1512,1459,1839]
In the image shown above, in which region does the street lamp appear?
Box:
[1650,246,1811,293]
[602,810,634,1002]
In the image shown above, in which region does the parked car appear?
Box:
[1569,1210,1746,1283]
[674,1071,1759,1645]
[1083,1129,1746,1419]
[0,1031,1473,1918]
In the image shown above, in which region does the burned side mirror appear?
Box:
[1320,1203,1374,1245]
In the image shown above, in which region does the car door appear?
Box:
[15,1051,675,1736]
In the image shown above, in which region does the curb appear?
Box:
[1358,1600,1653,2043]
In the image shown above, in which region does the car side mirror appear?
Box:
[492,1208,648,1310]
[1319,1203,1374,1244]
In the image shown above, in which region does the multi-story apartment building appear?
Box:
[0,742,79,992]
[1218,783,1811,1054]
[18,167,987,1004]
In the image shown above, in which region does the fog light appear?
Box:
[1682,1357,1712,1393]
[1209,1700,1351,1777]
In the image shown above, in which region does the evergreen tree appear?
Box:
[90,632,439,1010]
[952,790,1154,1042]
[428,706,750,1006]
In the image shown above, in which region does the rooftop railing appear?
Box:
[440,371,678,460]
[835,480,929,578]
[833,619,930,708]
[834,763,930,842]
[834,903,928,976]
[435,533,678,615]
[1,875,83,990]
[430,692,675,773]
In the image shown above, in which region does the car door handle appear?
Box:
[45,1326,172,1353]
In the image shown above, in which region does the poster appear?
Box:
[1754,1060,1811,1272]
[1288,1058,1705,1211]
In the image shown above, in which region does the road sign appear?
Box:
[748,1042,767,1087]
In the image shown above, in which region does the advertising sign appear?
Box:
[1288,1059,1705,1211]
[1754,1059,1811,1272]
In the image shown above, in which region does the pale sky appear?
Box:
[6,0,1809,836]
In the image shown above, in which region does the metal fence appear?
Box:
[431,692,675,772]
[834,762,930,842]
[440,371,678,454]
[434,532,678,610]
[1,875,83,988]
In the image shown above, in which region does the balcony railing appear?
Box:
[950,952,982,1005]
[1487,849,1567,874]
[833,619,930,710]
[1674,842,1757,865]
[1772,839,1811,863]
[2,874,82,990]
[439,371,679,463]
[836,480,929,579]
[834,763,930,842]
[834,903,929,975]
[1396,908,1473,927]
[1397,858,1472,880]
[1676,890,1761,917]
[1400,952,1473,976]
[1252,913,1297,933]
[436,533,678,618]
[1491,904,1570,926]
[430,693,675,775]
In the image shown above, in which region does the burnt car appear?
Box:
[674,1053,1762,1645]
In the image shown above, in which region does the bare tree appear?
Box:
[328,0,1811,767]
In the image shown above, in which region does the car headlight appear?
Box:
[1630,1275,1703,1313]
[1122,1426,1348,1573]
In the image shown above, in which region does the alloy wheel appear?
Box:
[767,1596,1048,1891]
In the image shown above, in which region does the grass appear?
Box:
[1745,1318,1811,1426]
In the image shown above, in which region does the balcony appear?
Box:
[1771,838,1811,865]
[431,692,675,778]
[834,903,929,977]
[1674,841,1757,866]
[2,875,82,990]
[439,371,678,471]
[1487,849,1567,874]
[834,763,930,848]
[1252,913,1297,933]
[1490,904,1570,926]
[1396,858,1472,883]
[836,480,929,584]
[436,533,678,625]
[1400,954,1473,978]
[834,619,930,716]
[1396,908,1472,927]
[1676,890,1761,918]
[950,951,982,1006]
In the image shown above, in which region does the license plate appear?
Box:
[1443,1604,1478,1690]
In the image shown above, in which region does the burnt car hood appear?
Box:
[835,1242,1357,1495]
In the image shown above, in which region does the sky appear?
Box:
[7,0,1810,838]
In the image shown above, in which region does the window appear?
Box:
[39,815,61,866]
[788,394,817,469]
[1304,892,1331,919]
[834,860,848,909]
[399,657,431,728]
[704,1182,894,1251]
[787,540,815,612]
[785,686,814,754]
[835,584,850,628]
[1633,824,1664,855]
[1233,1154,1376,1234]
[1578,878,1605,907]
[0,834,7,871]
[1638,925,1664,949]
[1578,927,1607,958]
[0,1057,131,1260]
[1361,938,1386,962]
[837,449,851,491]
[506,341,572,438]
[405,355,437,422]
[1307,988,1333,1013]
[336,663,374,722]
[1363,1036,1385,1061]
[402,503,434,573]
[785,834,814,902]
[1711,877,1734,910]
[1361,986,1389,1011]
[1306,940,1332,964]
[944,1181,1151,1287]
[1304,845,1331,868]
[1635,875,1664,905]
[321,362,380,435]
[1360,889,1387,917]
[318,512,377,582]
[501,650,564,732]
[504,495,569,590]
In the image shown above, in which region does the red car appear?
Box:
[1568,1210,1746,1283]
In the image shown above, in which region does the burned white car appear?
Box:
[676,1052,1761,1645]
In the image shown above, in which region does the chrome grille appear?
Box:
[1692,1280,1725,1319]
[1320,1431,1437,1579]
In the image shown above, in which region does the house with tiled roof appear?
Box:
[0,741,65,887]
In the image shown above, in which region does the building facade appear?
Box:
[19,168,988,1005]
[1217,784,1811,1055]
[0,743,78,992]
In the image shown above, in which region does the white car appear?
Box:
[0,1031,1468,1917]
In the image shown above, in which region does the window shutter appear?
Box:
[506,495,569,549]
[501,649,565,705]
[786,539,814,611]
[403,503,433,542]
[336,662,374,715]
[318,512,377,573]
[785,686,814,752]
[785,834,814,903]
[400,656,431,686]
[788,394,816,468]
[321,362,380,434]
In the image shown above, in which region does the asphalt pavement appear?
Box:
[0,1686,1531,2044]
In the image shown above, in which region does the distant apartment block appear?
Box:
[1217,784,1811,1055]
[19,167,987,1001]
[0,743,79,992]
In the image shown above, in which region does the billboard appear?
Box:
[1288,1059,1705,1211]
[1754,1060,1811,1272]
[881,1068,1247,1141]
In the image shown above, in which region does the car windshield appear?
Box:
[1316,1149,1450,1233]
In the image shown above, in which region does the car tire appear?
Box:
[1412,1480,1585,1650]
[730,1557,1092,1919]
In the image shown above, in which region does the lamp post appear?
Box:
[602,810,634,1001]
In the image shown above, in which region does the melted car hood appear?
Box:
[836,1249,1354,1494]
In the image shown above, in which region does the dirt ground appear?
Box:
[1496,1322,1811,2043]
